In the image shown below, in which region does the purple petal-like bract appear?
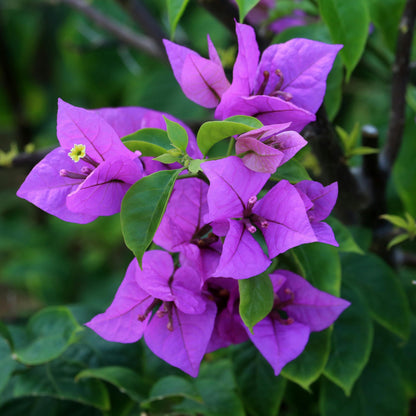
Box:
[201,156,269,222]
[254,179,317,258]
[273,270,351,331]
[154,178,221,282]
[164,38,230,108]
[256,38,343,114]
[145,301,217,377]
[16,148,97,224]
[85,259,153,343]
[248,318,311,376]
[294,180,338,246]
[212,219,271,279]
[235,124,307,173]
[247,269,350,375]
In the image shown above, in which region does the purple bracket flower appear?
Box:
[153,178,222,282]
[215,23,342,129]
[163,36,230,108]
[235,123,307,173]
[86,251,217,377]
[247,270,350,375]
[165,23,341,129]
[17,99,143,223]
[201,156,317,278]
[294,180,339,246]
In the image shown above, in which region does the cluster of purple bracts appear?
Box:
[17,22,349,377]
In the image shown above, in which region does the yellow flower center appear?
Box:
[68,144,86,162]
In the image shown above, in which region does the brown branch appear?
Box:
[115,0,167,50]
[50,0,165,60]
[303,106,367,224]
[382,0,416,169]
[360,125,386,227]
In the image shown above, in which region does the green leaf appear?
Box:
[13,307,81,365]
[193,360,245,416]
[121,128,170,148]
[153,152,181,164]
[387,233,409,250]
[123,140,168,157]
[349,146,379,156]
[0,337,16,394]
[292,243,341,296]
[401,317,416,396]
[0,359,110,411]
[239,272,274,332]
[324,56,344,121]
[235,0,261,22]
[197,121,254,155]
[325,217,364,254]
[225,115,264,129]
[367,0,406,51]
[167,0,191,39]
[232,343,287,416]
[0,397,62,416]
[393,120,416,216]
[271,159,311,183]
[282,329,331,391]
[379,214,409,229]
[76,366,147,403]
[164,117,188,153]
[148,375,199,400]
[318,0,370,78]
[406,84,416,112]
[324,284,374,395]
[325,55,344,121]
[0,322,14,348]
[341,253,411,339]
[188,159,203,174]
[121,169,180,265]
[321,338,408,416]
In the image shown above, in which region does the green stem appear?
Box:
[226,137,235,157]
[176,171,210,184]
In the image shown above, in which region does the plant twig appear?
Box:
[303,106,367,224]
[382,0,416,169]
[51,0,165,60]
[115,0,166,50]
[360,125,386,227]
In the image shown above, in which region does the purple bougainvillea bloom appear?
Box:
[247,270,350,375]
[235,123,307,173]
[163,36,230,108]
[17,99,143,223]
[294,180,338,246]
[86,251,217,377]
[201,156,317,278]
[214,23,342,129]
[154,178,222,282]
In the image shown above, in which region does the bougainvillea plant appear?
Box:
[17,22,350,378]
[4,0,416,414]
